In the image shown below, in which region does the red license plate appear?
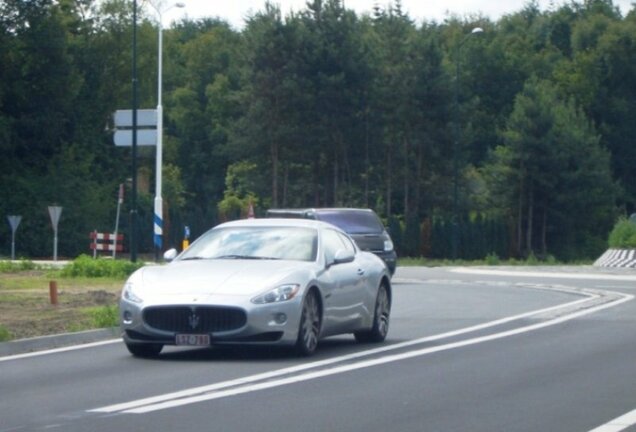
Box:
[175,334,211,346]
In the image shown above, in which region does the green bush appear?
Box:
[608,218,636,248]
[0,325,12,342]
[0,260,37,273]
[60,255,145,278]
[86,305,119,328]
[485,253,500,265]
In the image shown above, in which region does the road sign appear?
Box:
[7,215,21,260]
[48,206,63,261]
[7,215,21,232]
[48,206,62,229]
[114,129,157,146]
[114,109,157,128]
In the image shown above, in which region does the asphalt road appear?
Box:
[2,266,636,432]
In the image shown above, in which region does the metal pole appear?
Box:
[154,8,164,261]
[113,184,123,258]
[150,1,183,260]
[53,230,58,261]
[11,231,15,261]
[131,0,138,262]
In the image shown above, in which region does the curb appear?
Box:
[0,327,120,358]
[594,249,636,268]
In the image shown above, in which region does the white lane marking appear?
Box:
[120,292,634,414]
[90,289,632,414]
[588,408,636,432]
[596,285,634,290]
[0,339,120,363]
[90,294,593,414]
[452,268,636,282]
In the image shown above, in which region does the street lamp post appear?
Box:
[131,0,139,262]
[148,0,185,260]
[452,27,483,260]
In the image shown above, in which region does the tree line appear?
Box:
[0,0,634,260]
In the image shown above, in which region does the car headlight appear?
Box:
[251,284,300,304]
[384,239,394,252]
[122,281,143,304]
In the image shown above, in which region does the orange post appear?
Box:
[49,281,58,306]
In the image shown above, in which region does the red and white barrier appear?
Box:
[90,231,124,258]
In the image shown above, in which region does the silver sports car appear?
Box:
[120,218,392,357]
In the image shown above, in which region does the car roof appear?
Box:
[267,208,375,214]
[215,217,341,231]
[266,208,384,233]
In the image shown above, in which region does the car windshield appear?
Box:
[316,211,384,234]
[179,226,318,262]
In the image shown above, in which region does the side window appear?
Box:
[336,231,356,254]
[322,229,347,264]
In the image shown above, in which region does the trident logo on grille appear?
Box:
[188,312,200,330]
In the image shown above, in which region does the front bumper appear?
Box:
[120,294,303,347]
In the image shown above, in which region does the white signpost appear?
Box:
[48,206,63,261]
[7,215,22,260]
[113,109,157,147]
[114,109,157,128]
[114,129,157,147]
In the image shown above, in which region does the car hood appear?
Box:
[135,259,312,297]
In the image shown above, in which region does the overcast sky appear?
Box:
[164,0,635,29]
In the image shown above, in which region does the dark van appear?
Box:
[266,208,397,275]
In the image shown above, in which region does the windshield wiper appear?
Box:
[180,256,206,261]
[214,255,280,260]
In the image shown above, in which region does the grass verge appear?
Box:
[0,257,135,341]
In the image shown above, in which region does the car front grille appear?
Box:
[143,306,247,333]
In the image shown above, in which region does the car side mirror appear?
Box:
[163,248,178,262]
[333,249,355,265]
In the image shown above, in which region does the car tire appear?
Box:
[295,290,321,356]
[355,281,390,343]
[125,342,163,358]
